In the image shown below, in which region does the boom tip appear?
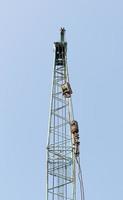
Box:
[60,27,66,42]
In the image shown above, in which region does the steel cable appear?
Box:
[76,156,85,200]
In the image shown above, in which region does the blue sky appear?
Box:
[0,0,123,199]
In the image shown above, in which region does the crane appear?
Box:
[46,28,84,200]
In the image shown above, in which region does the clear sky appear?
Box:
[0,0,123,199]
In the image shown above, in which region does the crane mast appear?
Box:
[47,28,84,200]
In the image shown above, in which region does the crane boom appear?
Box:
[46,28,84,200]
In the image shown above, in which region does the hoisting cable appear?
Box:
[76,156,85,200]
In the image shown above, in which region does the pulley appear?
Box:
[61,82,72,98]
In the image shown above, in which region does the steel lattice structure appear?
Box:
[47,28,83,200]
